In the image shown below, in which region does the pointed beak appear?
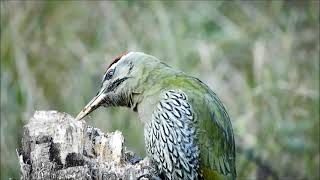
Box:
[75,91,106,120]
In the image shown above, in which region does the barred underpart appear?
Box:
[145,90,200,180]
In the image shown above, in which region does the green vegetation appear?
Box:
[1,1,319,179]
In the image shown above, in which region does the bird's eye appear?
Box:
[103,68,115,81]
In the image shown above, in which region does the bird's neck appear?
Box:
[130,63,179,123]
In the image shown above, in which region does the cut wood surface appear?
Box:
[17,111,155,180]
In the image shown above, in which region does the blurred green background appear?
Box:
[1,1,319,179]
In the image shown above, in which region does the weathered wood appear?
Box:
[17,111,155,180]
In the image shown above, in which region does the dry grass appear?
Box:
[1,1,319,179]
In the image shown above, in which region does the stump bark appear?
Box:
[17,111,155,180]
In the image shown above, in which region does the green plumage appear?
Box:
[138,64,236,179]
[77,52,236,180]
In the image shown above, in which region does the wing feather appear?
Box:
[199,89,236,179]
[147,90,200,179]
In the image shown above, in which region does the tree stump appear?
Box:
[17,111,155,180]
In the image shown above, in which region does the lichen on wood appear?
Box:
[17,111,155,180]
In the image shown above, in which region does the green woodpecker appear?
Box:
[76,52,236,180]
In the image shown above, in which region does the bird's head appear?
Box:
[75,52,160,120]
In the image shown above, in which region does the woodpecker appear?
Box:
[76,52,236,180]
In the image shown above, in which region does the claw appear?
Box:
[128,156,143,165]
[137,174,163,180]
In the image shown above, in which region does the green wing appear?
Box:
[159,75,236,179]
[192,81,236,179]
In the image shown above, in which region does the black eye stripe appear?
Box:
[106,77,129,92]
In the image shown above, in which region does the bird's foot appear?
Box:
[137,173,163,180]
[128,156,143,165]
